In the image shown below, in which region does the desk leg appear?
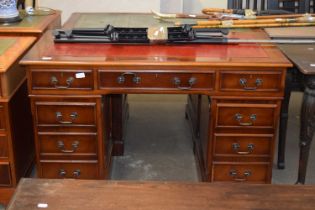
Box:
[297,75,315,184]
[278,74,292,169]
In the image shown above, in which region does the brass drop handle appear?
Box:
[117,72,141,84]
[232,143,255,155]
[229,169,252,182]
[59,169,66,177]
[55,112,78,124]
[173,77,197,90]
[239,78,263,90]
[57,141,79,153]
[234,113,256,126]
[73,169,81,178]
[51,76,75,89]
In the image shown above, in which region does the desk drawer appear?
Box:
[38,133,97,158]
[0,136,8,158]
[40,161,98,179]
[219,71,283,93]
[212,163,269,183]
[0,105,6,131]
[31,69,93,90]
[99,71,214,91]
[214,135,272,157]
[0,163,11,186]
[216,103,277,129]
[35,102,97,126]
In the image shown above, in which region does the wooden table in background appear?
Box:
[0,36,35,206]
[277,44,315,184]
[0,10,61,206]
[7,178,315,210]
[0,11,61,38]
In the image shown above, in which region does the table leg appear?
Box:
[278,73,293,169]
[296,75,315,184]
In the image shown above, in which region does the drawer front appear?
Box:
[214,135,272,157]
[216,104,277,129]
[0,105,6,131]
[0,136,8,158]
[38,134,97,157]
[31,70,93,90]
[35,102,96,126]
[212,163,269,183]
[0,163,11,186]
[219,71,283,92]
[99,72,214,90]
[40,162,98,179]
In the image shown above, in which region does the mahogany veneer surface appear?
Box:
[7,178,315,210]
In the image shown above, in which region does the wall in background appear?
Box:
[38,0,227,23]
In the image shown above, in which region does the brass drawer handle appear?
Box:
[239,78,262,90]
[229,169,252,182]
[57,141,79,153]
[59,169,81,178]
[234,113,256,126]
[59,169,66,177]
[73,169,81,178]
[55,112,78,124]
[232,143,255,155]
[51,76,75,89]
[173,77,197,90]
[117,72,141,84]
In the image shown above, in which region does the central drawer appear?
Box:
[99,71,214,91]
[35,102,97,126]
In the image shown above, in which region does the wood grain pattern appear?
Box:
[0,37,35,73]
[7,178,315,210]
[0,11,61,37]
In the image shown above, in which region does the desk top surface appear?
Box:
[0,11,61,35]
[20,13,291,68]
[7,178,315,210]
[0,36,35,72]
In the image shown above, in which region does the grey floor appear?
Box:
[110,93,315,184]
[1,93,314,209]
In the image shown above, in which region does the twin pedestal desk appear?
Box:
[20,22,291,183]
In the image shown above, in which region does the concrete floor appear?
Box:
[1,93,314,209]
[110,93,315,184]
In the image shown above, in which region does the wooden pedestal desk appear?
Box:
[0,11,61,206]
[20,14,291,183]
[7,178,315,210]
[0,36,36,205]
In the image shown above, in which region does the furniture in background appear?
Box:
[228,0,314,13]
[0,36,35,207]
[263,28,315,180]
[278,44,315,184]
[7,178,315,210]
[20,13,291,183]
[0,11,61,206]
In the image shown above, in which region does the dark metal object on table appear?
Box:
[53,25,229,44]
